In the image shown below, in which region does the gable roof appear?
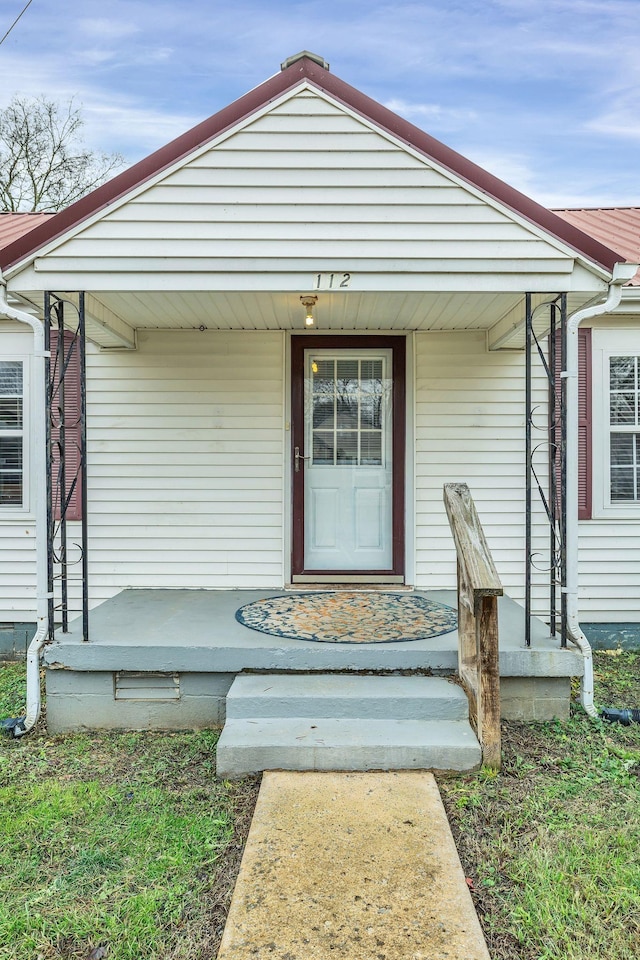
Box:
[0,54,625,276]
[554,208,640,285]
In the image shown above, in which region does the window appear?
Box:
[0,361,24,506]
[591,328,640,517]
[609,355,640,501]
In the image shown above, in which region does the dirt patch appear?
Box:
[165,776,260,960]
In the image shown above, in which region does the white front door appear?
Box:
[303,349,392,570]
[291,336,405,580]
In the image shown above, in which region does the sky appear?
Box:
[0,0,638,209]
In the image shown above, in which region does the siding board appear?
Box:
[41,88,574,285]
[77,330,284,601]
[414,330,549,611]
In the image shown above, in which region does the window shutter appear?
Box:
[50,330,83,521]
[550,327,592,521]
[577,327,592,520]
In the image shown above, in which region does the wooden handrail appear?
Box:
[444,482,503,770]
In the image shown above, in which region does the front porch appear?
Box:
[43,587,583,734]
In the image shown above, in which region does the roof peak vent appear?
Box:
[281,51,329,71]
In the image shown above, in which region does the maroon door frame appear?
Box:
[291,335,406,578]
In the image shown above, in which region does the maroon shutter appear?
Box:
[550,327,592,521]
[577,327,592,520]
[50,330,83,521]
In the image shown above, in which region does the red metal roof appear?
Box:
[554,208,640,285]
[0,212,54,250]
[0,56,627,275]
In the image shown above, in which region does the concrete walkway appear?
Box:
[217,771,491,960]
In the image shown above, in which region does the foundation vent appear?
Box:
[114,671,180,701]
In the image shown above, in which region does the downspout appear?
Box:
[566,261,638,716]
[0,271,49,736]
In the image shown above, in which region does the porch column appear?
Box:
[45,291,89,642]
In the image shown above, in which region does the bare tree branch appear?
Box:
[0,95,124,212]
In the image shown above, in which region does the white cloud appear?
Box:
[81,99,201,157]
[384,98,478,130]
[77,18,141,40]
[457,149,631,209]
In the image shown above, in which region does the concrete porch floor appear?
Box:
[42,589,584,732]
[44,588,581,676]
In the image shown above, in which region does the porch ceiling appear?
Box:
[10,287,602,350]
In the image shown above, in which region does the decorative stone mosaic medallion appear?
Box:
[235,592,458,644]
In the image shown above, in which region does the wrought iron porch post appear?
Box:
[44,293,54,642]
[43,292,89,642]
[549,301,557,637]
[559,292,568,648]
[79,292,89,642]
[56,300,68,631]
[525,292,532,647]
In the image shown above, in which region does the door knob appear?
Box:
[294,446,311,472]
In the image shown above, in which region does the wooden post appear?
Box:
[476,595,501,770]
[444,483,502,771]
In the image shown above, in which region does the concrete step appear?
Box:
[225,673,469,721]
[216,717,481,777]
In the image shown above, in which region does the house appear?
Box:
[552,208,640,648]
[1,53,638,759]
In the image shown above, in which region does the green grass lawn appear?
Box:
[1,652,639,960]
[0,665,258,960]
[439,651,640,960]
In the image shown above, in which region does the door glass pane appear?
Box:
[336,396,358,428]
[313,360,335,393]
[313,432,334,463]
[313,397,334,429]
[336,360,359,393]
[336,431,358,464]
[360,397,381,429]
[361,432,382,464]
[361,359,383,390]
[309,355,387,467]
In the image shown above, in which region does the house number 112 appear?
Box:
[314,272,351,289]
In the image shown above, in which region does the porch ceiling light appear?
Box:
[300,295,318,327]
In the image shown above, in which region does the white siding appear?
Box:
[55,330,285,611]
[25,90,575,290]
[578,524,640,619]
[577,320,640,621]
[414,331,551,612]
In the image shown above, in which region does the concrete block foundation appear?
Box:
[500,676,571,721]
[46,669,234,733]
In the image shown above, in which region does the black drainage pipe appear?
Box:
[601,708,640,725]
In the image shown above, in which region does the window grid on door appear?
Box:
[310,357,385,467]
